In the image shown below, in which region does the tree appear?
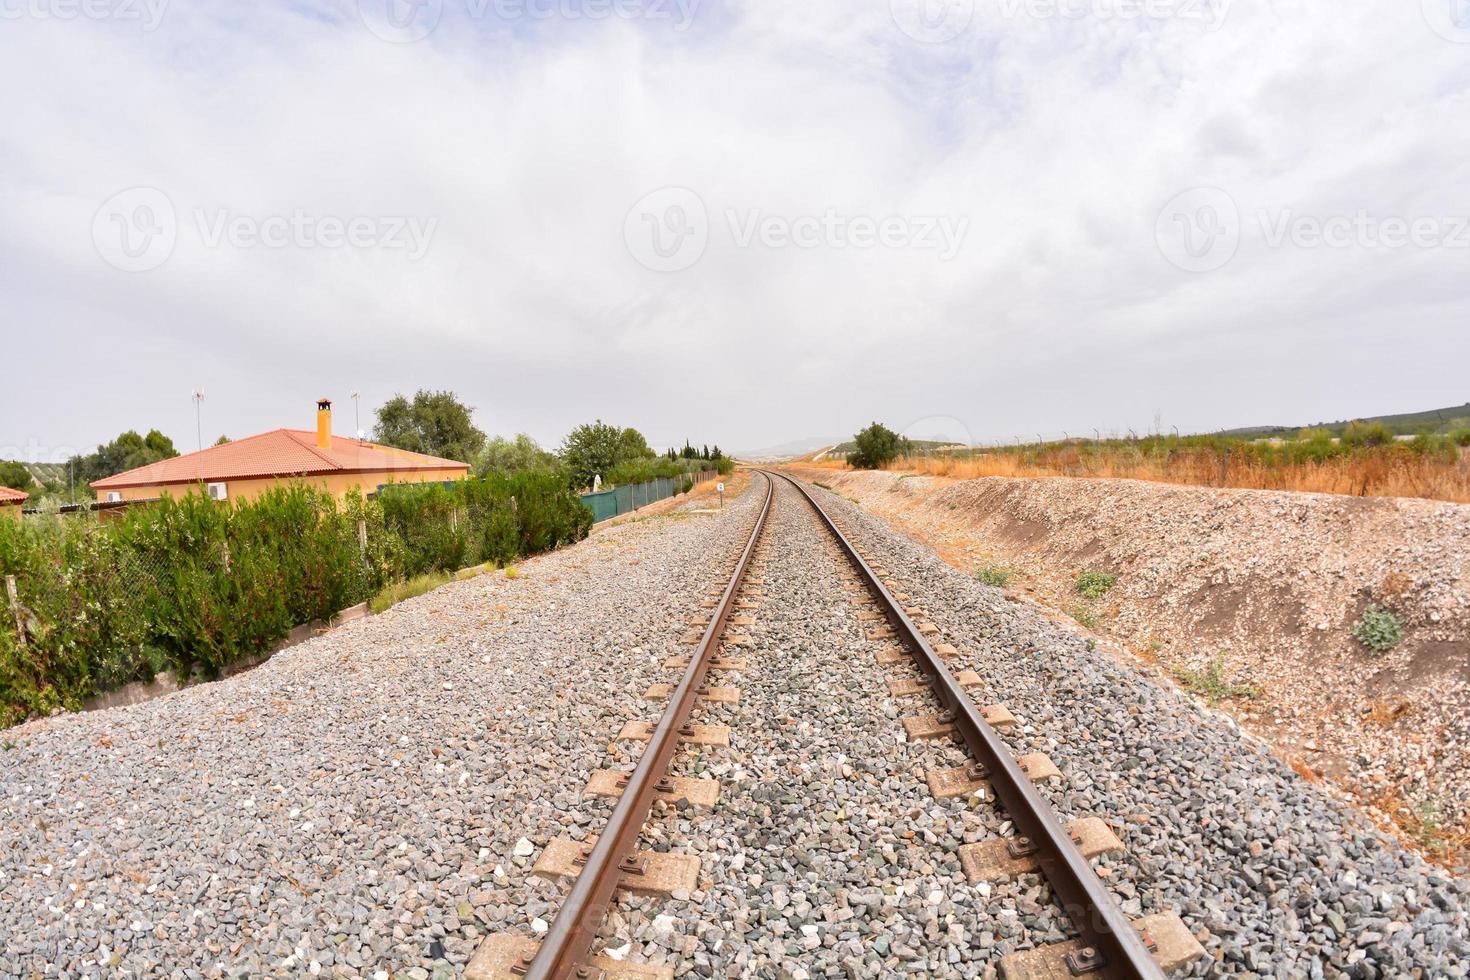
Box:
[374,390,486,463]
[0,461,33,492]
[476,434,560,478]
[69,429,180,485]
[560,421,656,490]
[849,422,909,470]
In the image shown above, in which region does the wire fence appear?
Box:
[580,470,718,523]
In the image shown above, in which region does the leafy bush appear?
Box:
[975,566,1011,587]
[0,475,592,726]
[849,422,909,470]
[1353,605,1404,653]
[1075,571,1117,599]
[1341,420,1394,449]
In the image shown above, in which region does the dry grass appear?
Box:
[809,444,1470,504]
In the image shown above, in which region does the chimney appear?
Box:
[316,399,332,449]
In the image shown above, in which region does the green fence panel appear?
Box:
[579,471,722,524]
[581,489,618,523]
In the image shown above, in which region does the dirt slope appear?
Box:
[784,465,1470,865]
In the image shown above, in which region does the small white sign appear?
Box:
[717,482,725,493]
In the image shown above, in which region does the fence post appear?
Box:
[5,575,25,650]
[221,541,232,574]
[357,519,368,555]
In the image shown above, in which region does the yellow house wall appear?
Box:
[101,468,468,504]
[1,503,21,523]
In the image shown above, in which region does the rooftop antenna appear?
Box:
[192,388,206,453]
[351,391,363,442]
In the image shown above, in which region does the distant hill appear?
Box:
[0,461,68,488]
[734,437,842,461]
[1218,403,1470,439]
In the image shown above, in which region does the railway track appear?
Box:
[467,471,1205,979]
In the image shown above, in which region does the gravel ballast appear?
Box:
[3,472,1468,978]
[0,486,763,978]
[798,477,1470,978]
[784,465,1470,848]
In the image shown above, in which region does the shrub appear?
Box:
[975,566,1011,587]
[1341,420,1394,449]
[1075,571,1117,599]
[1353,605,1404,653]
[0,474,592,726]
[849,422,909,470]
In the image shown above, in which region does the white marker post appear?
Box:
[717,482,725,509]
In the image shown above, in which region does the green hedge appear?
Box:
[0,476,592,727]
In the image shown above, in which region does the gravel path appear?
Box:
[4,471,1469,979]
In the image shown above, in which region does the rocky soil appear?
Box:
[786,466,1470,864]
[3,472,1468,978]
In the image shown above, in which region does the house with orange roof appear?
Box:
[90,400,469,504]
[0,486,27,522]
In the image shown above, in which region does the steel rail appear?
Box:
[770,471,1163,980]
[520,471,775,980]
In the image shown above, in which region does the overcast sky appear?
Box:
[2,0,1468,460]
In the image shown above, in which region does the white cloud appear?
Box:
[1,0,1467,457]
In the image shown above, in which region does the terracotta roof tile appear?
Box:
[91,430,468,490]
[0,486,28,504]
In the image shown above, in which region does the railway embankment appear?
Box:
[785,465,1470,864]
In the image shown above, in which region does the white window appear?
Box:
[207,483,228,501]
[105,492,122,503]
